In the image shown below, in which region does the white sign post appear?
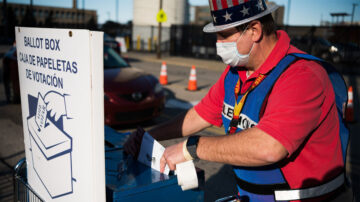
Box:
[15,27,105,202]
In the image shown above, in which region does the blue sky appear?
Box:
[2,0,360,26]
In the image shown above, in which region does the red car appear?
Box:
[103,46,165,125]
[2,45,165,125]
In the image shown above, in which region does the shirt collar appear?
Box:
[245,30,291,80]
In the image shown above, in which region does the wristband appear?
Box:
[186,135,200,161]
[182,139,193,161]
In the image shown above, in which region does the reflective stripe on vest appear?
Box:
[221,54,348,201]
[274,173,345,201]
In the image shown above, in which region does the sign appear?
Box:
[156,9,167,23]
[15,27,105,202]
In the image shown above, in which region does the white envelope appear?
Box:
[137,132,170,175]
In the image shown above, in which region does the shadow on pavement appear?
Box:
[167,79,183,85]
[203,164,237,202]
[0,150,25,202]
[125,57,141,63]
[0,172,13,202]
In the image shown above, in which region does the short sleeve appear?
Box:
[256,61,326,156]
[194,66,230,127]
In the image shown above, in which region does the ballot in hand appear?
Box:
[123,127,145,159]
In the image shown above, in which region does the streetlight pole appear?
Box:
[351,3,358,25]
[116,0,119,23]
[287,0,291,25]
[157,0,163,59]
[83,0,85,26]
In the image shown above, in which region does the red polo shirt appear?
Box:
[194,30,343,193]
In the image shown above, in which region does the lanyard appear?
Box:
[227,74,266,134]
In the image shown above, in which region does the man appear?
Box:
[125,0,349,201]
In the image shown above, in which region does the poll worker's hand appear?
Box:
[160,141,186,173]
[44,91,66,122]
[123,127,145,159]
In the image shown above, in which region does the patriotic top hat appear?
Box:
[204,0,279,33]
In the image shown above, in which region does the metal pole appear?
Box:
[116,0,119,22]
[83,0,85,26]
[157,0,163,59]
[351,3,358,24]
[30,0,33,13]
[287,0,291,25]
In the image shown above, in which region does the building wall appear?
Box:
[132,0,189,48]
[267,1,284,25]
[132,25,171,51]
[133,0,189,27]
[0,3,97,26]
[192,6,211,26]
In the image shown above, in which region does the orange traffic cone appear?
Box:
[159,61,168,85]
[187,65,197,91]
[345,86,354,122]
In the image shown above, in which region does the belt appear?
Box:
[235,173,345,201]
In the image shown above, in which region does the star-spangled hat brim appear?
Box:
[203,4,279,33]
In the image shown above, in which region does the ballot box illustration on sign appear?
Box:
[27,90,73,198]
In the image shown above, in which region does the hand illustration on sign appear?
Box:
[27,91,74,199]
[44,91,67,122]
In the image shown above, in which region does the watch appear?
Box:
[186,135,200,161]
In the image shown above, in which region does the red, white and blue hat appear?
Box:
[203,0,279,33]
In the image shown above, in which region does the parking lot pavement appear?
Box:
[125,51,225,72]
[0,53,24,202]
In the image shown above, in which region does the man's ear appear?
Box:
[249,20,262,42]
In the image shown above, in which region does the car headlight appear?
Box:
[330,45,338,53]
[154,83,163,94]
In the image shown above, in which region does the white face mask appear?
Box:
[216,28,254,67]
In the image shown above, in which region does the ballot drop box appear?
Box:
[27,115,73,198]
[104,127,204,202]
